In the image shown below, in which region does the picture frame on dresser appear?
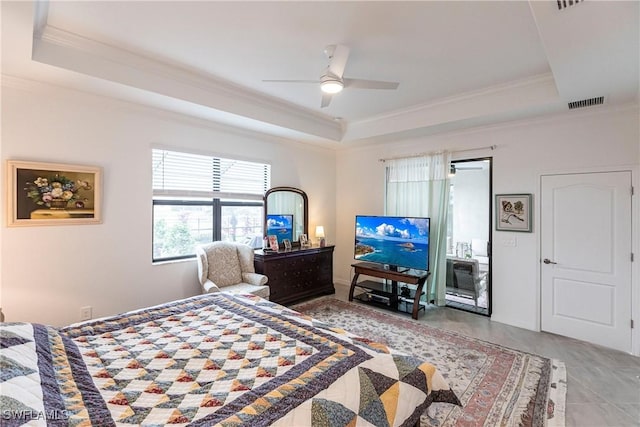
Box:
[268,235,279,251]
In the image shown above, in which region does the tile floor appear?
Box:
[445,293,489,315]
[331,284,640,427]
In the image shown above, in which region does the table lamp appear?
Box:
[315,225,325,247]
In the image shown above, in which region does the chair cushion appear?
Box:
[207,245,243,287]
[222,284,270,300]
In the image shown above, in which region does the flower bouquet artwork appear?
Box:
[7,160,102,226]
[26,175,92,210]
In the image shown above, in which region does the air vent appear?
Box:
[568,96,604,110]
[557,0,583,10]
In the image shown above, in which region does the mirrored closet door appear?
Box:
[445,158,492,316]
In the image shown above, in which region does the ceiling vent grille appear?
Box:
[557,0,583,10]
[568,96,604,110]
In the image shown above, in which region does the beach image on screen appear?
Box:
[266,214,293,243]
[355,216,429,271]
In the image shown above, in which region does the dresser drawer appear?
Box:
[254,245,335,305]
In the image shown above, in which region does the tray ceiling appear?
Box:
[2,1,638,145]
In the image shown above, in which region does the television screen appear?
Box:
[354,215,430,271]
[266,214,293,244]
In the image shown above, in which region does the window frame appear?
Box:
[152,198,264,263]
[151,148,270,263]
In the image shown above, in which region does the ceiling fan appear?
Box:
[262,44,399,108]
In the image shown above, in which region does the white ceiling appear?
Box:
[2,1,638,146]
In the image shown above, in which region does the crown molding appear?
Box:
[340,98,638,150]
[0,73,343,151]
[356,73,557,125]
[1,74,38,91]
[343,73,562,142]
[33,24,343,142]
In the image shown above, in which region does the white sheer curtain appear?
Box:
[385,152,451,305]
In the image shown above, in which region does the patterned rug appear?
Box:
[292,297,566,427]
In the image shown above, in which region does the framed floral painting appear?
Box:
[7,160,102,226]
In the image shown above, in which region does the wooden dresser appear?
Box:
[254,245,335,305]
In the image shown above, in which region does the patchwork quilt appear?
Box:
[0,293,459,426]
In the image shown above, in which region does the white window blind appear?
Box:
[152,149,271,200]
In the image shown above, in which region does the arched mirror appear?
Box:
[264,187,308,245]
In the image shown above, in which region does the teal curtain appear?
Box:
[385,153,451,305]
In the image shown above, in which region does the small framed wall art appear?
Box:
[495,193,532,232]
[7,160,102,227]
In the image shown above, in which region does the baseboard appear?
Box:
[490,314,538,332]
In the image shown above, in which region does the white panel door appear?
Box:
[541,171,632,352]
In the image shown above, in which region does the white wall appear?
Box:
[0,80,336,326]
[336,105,639,340]
[637,105,640,356]
[2,78,638,354]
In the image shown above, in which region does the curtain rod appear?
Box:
[378,145,496,162]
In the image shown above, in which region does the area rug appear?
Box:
[292,297,566,427]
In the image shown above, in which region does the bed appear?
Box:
[0,292,459,426]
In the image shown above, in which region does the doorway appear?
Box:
[540,171,632,352]
[445,158,492,316]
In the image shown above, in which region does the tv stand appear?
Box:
[349,262,430,319]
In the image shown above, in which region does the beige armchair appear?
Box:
[195,241,269,299]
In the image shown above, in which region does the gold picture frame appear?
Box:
[7,160,102,226]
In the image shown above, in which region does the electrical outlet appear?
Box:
[502,236,517,247]
[80,306,92,321]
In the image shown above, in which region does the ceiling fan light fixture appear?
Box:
[320,78,344,94]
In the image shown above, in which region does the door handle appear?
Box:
[543,258,557,264]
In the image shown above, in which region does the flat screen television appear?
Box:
[266,214,293,244]
[354,215,430,271]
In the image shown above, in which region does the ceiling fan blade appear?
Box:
[321,93,332,108]
[327,44,350,78]
[343,78,399,90]
[262,79,320,84]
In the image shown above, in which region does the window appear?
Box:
[152,149,270,262]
